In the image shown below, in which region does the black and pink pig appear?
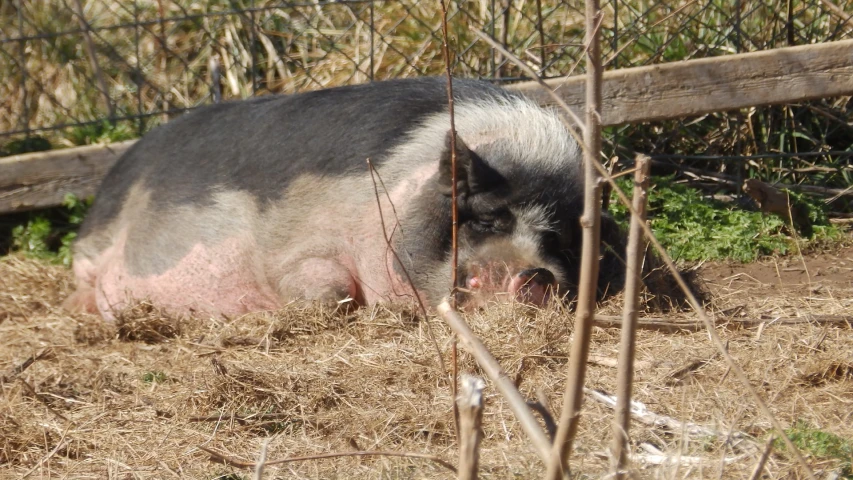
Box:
[66,77,624,319]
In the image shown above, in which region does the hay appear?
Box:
[1,245,852,478]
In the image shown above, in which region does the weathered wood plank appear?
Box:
[509,39,853,126]
[2,40,853,213]
[0,140,135,213]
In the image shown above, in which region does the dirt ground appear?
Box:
[1,241,851,479]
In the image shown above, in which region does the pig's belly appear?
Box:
[96,237,280,318]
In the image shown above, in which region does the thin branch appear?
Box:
[21,423,73,478]
[611,154,650,479]
[254,437,272,480]
[198,446,457,473]
[457,375,485,480]
[545,0,604,476]
[471,28,586,133]
[439,0,460,309]
[594,152,818,480]
[1,348,51,384]
[748,436,775,480]
[366,159,446,377]
[489,15,819,478]
[437,302,552,461]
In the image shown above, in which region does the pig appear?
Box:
[66,77,625,320]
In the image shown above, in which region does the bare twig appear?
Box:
[1,348,51,384]
[595,155,817,480]
[21,423,73,478]
[819,0,853,28]
[748,436,775,480]
[471,28,585,133]
[545,0,604,477]
[71,0,114,119]
[452,338,460,440]
[437,302,551,460]
[366,159,446,377]
[254,437,272,480]
[439,0,462,439]
[457,375,485,480]
[493,25,819,473]
[208,54,222,104]
[439,0,460,309]
[198,446,457,473]
[589,388,761,463]
[611,154,650,479]
[590,314,852,331]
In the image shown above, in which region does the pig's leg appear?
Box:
[278,258,360,306]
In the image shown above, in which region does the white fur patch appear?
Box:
[387,94,580,178]
[512,204,557,233]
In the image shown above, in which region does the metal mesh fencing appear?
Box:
[1,0,852,200]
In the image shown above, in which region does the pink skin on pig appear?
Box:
[74,165,437,319]
[88,230,280,320]
[71,143,556,318]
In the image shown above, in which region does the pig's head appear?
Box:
[394,103,625,310]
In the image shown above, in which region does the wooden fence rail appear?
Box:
[2,39,853,214]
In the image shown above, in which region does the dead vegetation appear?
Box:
[1,244,852,478]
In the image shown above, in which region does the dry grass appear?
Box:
[1,244,852,478]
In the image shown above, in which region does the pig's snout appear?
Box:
[465,264,558,307]
[508,268,557,305]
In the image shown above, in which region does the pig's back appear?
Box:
[81,77,512,237]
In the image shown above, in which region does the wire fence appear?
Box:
[1,0,852,202]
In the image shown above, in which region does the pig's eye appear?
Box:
[470,218,496,233]
[542,231,563,252]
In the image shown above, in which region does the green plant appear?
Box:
[0,136,52,156]
[608,175,844,263]
[773,421,853,478]
[141,371,168,384]
[65,120,137,146]
[9,193,92,265]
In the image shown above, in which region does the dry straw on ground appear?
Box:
[1,242,852,478]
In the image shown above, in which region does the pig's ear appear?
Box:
[438,130,501,196]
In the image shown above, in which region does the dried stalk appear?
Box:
[254,437,272,480]
[0,348,51,384]
[437,302,551,460]
[748,436,775,480]
[610,154,650,479]
[71,0,114,119]
[199,446,457,473]
[457,376,485,480]
[208,55,222,104]
[470,28,585,132]
[595,157,817,480]
[439,0,460,308]
[587,389,751,444]
[819,0,853,28]
[439,0,462,441]
[486,15,817,478]
[544,0,603,477]
[367,159,446,376]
